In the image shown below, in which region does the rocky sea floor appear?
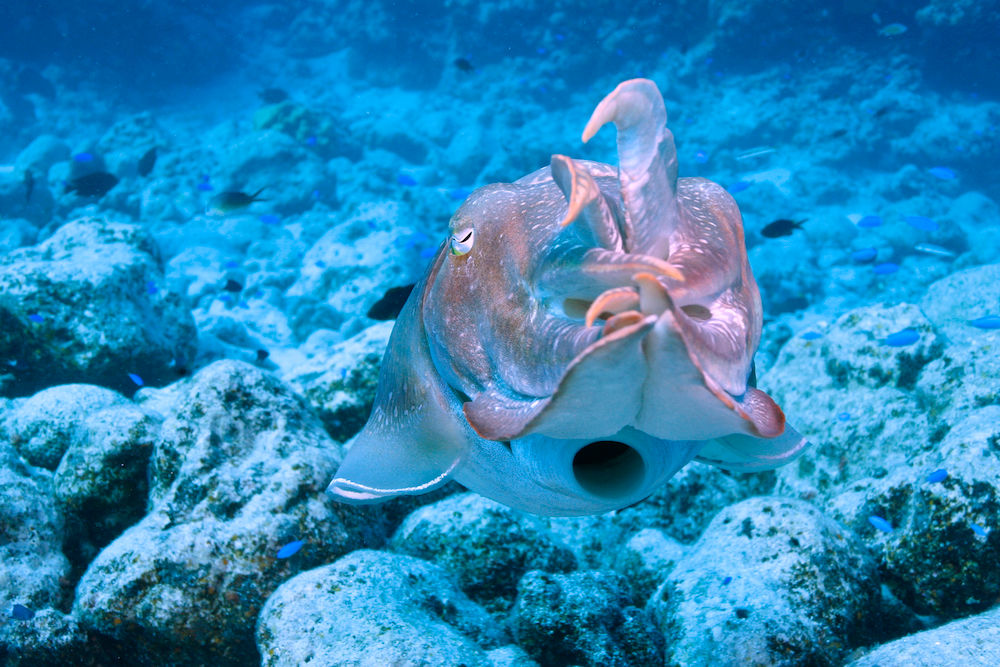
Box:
[2,1,1000,664]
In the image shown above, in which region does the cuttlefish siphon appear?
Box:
[329,78,808,516]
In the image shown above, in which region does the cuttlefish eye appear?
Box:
[449,228,475,256]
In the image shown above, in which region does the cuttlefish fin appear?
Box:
[582,78,680,258]
[550,154,622,251]
[696,421,809,472]
[465,314,655,441]
[328,266,465,503]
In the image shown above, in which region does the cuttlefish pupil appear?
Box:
[327,78,807,516]
[450,228,474,256]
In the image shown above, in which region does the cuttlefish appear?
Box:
[329,79,807,516]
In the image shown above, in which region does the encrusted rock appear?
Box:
[72,360,383,665]
[390,492,576,613]
[649,496,879,665]
[3,384,128,470]
[510,569,662,667]
[0,217,197,397]
[256,549,507,667]
[0,441,71,656]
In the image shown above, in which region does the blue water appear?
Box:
[2,1,999,665]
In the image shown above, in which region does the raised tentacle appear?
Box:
[582,78,681,260]
[550,154,622,251]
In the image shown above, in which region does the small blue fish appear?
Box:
[305,135,317,146]
[721,576,732,585]
[397,173,418,186]
[259,214,281,225]
[73,152,94,163]
[971,523,989,537]
[883,328,919,347]
[837,412,851,422]
[868,515,893,533]
[726,181,751,194]
[904,215,938,232]
[128,373,144,387]
[419,247,437,259]
[873,262,899,275]
[926,469,948,483]
[27,313,44,323]
[800,331,822,340]
[11,604,34,621]
[315,260,327,268]
[968,316,1000,330]
[857,215,882,228]
[448,188,471,201]
[277,540,304,559]
[224,260,240,269]
[197,182,214,192]
[146,281,158,295]
[694,149,709,164]
[850,247,878,263]
[928,166,956,180]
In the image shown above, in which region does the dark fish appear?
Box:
[367,283,415,320]
[23,169,34,203]
[65,171,119,198]
[828,128,848,139]
[223,279,243,293]
[138,147,157,177]
[454,57,475,72]
[258,88,289,104]
[256,348,269,362]
[11,603,34,621]
[761,218,806,239]
[872,104,893,118]
[206,187,267,215]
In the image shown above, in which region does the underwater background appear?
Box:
[2,0,1000,665]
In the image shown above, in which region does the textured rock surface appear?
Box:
[613,528,686,604]
[649,496,880,666]
[510,569,662,667]
[72,360,383,665]
[768,302,948,502]
[286,321,391,442]
[53,403,161,575]
[828,407,1000,620]
[284,202,429,339]
[846,605,1000,666]
[0,608,90,667]
[0,441,71,657]
[390,492,576,613]
[0,217,197,397]
[256,549,507,667]
[2,384,128,469]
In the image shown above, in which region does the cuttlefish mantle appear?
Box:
[329,78,808,516]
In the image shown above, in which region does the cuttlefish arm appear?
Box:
[583,79,797,448]
[583,79,761,398]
